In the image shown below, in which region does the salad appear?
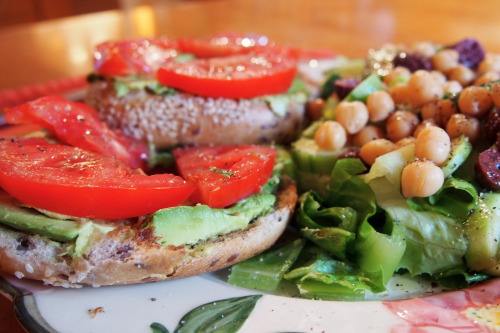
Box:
[227,38,500,300]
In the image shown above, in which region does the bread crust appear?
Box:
[85,79,307,149]
[0,178,297,287]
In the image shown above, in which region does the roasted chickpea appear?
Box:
[491,82,500,109]
[431,49,459,74]
[410,41,437,58]
[421,101,440,121]
[388,82,411,105]
[430,70,447,85]
[457,86,493,118]
[385,110,420,142]
[407,70,444,108]
[335,101,369,134]
[445,113,481,143]
[413,118,438,138]
[396,136,416,147]
[477,53,500,75]
[442,80,463,95]
[474,71,500,86]
[415,126,451,166]
[366,90,395,122]
[352,125,385,147]
[437,99,457,126]
[401,160,445,198]
[384,66,411,86]
[359,138,397,166]
[314,120,347,151]
[447,65,476,87]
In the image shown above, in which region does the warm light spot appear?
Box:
[132,6,156,36]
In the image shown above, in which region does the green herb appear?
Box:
[150,322,169,333]
[174,295,261,333]
[209,167,234,178]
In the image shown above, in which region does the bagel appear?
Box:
[0,177,296,288]
[85,78,307,149]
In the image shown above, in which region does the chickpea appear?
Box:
[335,101,369,134]
[401,160,445,198]
[366,90,395,122]
[386,110,420,142]
[396,136,416,147]
[474,71,500,86]
[477,53,500,75]
[415,126,451,166]
[457,86,493,118]
[442,80,463,95]
[359,138,397,166]
[447,65,476,87]
[421,101,440,122]
[445,113,481,143]
[384,66,411,86]
[352,125,385,147]
[431,49,460,74]
[413,118,438,138]
[389,82,411,105]
[491,82,500,109]
[430,70,447,85]
[420,99,456,127]
[436,99,457,126]
[306,98,325,121]
[314,120,347,151]
[410,41,437,58]
[407,70,444,108]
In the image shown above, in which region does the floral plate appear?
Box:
[1,270,499,333]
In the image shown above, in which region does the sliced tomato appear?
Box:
[177,33,271,58]
[0,138,194,219]
[94,38,179,76]
[157,51,297,98]
[174,145,276,208]
[3,95,149,170]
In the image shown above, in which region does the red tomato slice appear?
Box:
[174,145,276,208]
[3,95,149,170]
[157,52,297,98]
[94,38,179,76]
[177,33,271,58]
[0,138,194,219]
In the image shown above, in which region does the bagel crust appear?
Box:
[85,80,307,149]
[0,178,297,287]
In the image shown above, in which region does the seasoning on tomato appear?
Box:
[174,145,276,208]
[94,38,179,76]
[3,95,149,170]
[0,138,194,219]
[157,51,298,99]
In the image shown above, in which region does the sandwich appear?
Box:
[0,88,298,287]
[84,33,310,149]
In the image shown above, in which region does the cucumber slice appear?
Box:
[344,73,384,102]
[464,192,500,274]
[441,135,473,178]
[292,137,344,175]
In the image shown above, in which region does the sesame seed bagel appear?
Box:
[0,177,297,287]
[85,79,307,149]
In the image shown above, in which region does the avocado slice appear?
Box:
[150,193,276,247]
[464,191,500,273]
[0,192,81,242]
[441,135,473,178]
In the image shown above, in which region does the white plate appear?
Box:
[1,270,499,333]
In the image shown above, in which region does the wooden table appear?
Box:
[1,0,500,331]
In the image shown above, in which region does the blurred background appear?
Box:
[0,0,500,96]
